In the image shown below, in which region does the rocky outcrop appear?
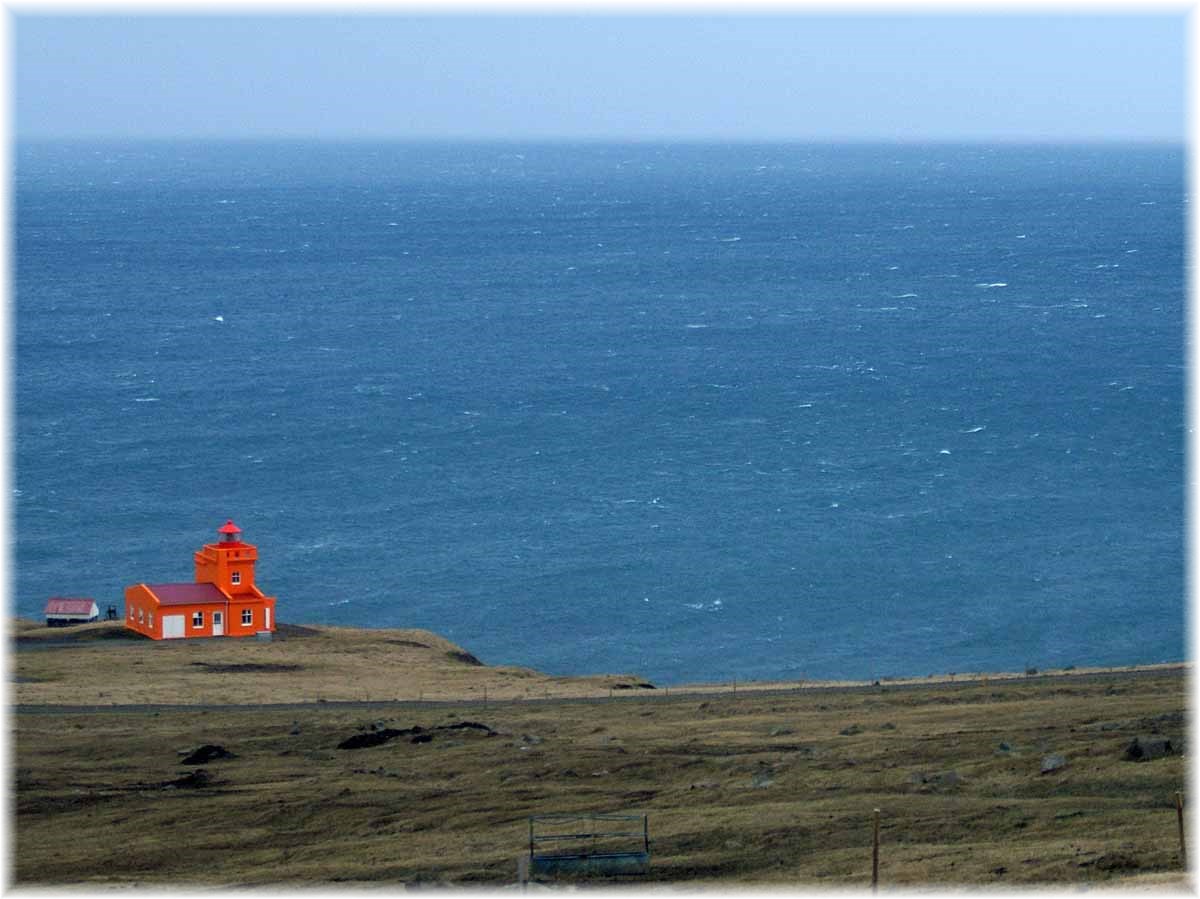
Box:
[1122,735,1175,762]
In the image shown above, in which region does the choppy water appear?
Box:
[14,140,1186,684]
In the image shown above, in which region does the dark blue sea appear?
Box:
[14,140,1186,685]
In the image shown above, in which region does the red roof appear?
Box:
[44,598,98,615]
[144,583,229,606]
[217,520,242,535]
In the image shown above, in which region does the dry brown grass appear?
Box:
[10,620,1190,889]
[12,620,653,704]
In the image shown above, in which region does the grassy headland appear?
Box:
[11,619,1189,888]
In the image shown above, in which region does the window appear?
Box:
[138,608,144,624]
[241,609,252,626]
[192,611,204,628]
[148,612,154,626]
[231,571,241,585]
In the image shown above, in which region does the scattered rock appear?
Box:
[1091,852,1140,871]
[274,622,320,638]
[189,661,302,674]
[838,724,862,736]
[1142,711,1185,732]
[623,789,658,803]
[337,721,497,751]
[440,721,496,736]
[1080,721,1122,733]
[180,744,235,765]
[909,770,960,791]
[163,768,212,789]
[879,722,897,731]
[996,741,1012,753]
[521,734,544,745]
[1040,754,1068,775]
[445,650,483,666]
[769,727,795,737]
[932,770,960,789]
[1123,735,1175,762]
[991,866,1007,876]
[751,771,775,789]
[338,727,420,750]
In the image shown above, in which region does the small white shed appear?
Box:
[44,597,100,627]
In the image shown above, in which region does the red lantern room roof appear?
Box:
[217,520,242,535]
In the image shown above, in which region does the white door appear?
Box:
[212,611,224,636]
[265,607,271,630]
[162,615,185,639]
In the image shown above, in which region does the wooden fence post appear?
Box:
[1176,791,1187,870]
[872,808,881,891]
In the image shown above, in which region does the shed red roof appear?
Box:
[144,583,229,606]
[44,598,97,615]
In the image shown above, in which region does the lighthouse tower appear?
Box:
[194,519,259,597]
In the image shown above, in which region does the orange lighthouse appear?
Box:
[125,520,278,640]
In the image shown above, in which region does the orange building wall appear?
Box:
[194,542,259,597]
[180,602,233,638]
[124,586,236,640]
[124,584,161,639]
[224,596,277,637]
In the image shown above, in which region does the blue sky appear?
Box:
[12,13,1187,142]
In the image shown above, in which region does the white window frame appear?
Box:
[192,611,204,628]
[231,571,241,586]
[241,608,253,626]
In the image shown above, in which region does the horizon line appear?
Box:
[15,134,1186,146]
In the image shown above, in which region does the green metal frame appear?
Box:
[528,813,650,876]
